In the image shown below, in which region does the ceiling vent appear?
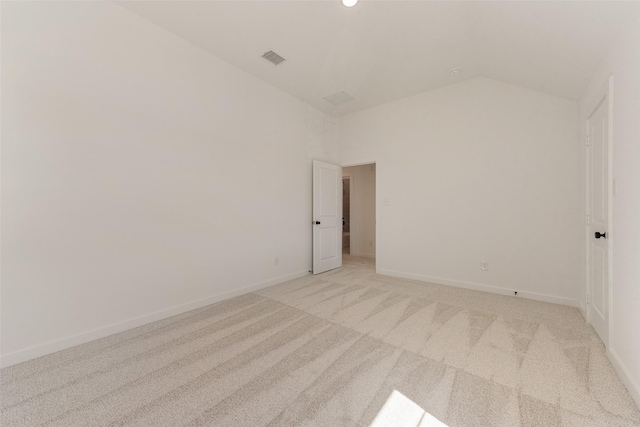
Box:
[323,91,353,106]
[262,50,286,66]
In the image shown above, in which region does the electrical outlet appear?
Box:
[274,257,279,266]
[481,261,489,271]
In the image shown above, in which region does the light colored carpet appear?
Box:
[2,255,639,426]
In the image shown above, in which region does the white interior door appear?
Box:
[313,160,342,274]
[586,83,611,346]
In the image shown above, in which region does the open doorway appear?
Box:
[342,175,352,254]
[342,163,376,266]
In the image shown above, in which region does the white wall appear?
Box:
[338,77,582,306]
[579,5,640,406]
[343,164,376,258]
[0,2,336,366]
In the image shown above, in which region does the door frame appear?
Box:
[341,157,379,272]
[584,75,614,346]
[342,173,354,254]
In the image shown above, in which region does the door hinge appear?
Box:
[586,214,590,225]
[586,135,590,147]
[586,293,590,304]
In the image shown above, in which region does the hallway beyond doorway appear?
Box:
[342,163,376,265]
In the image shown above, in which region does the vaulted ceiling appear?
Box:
[118,1,637,116]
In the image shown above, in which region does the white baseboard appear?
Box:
[350,251,376,259]
[607,347,640,409]
[378,269,578,308]
[0,270,309,368]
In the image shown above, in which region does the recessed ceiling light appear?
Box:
[342,0,358,7]
[450,68,462,76]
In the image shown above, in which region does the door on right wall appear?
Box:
[586,81,611,346]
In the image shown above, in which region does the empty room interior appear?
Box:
[2,1,640,426]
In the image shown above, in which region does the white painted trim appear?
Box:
[340,157,380,274]
[350,251,376,259]
[0,270,309,368]
[341,156,378,168]
[607,347,640,409]
[606,75,614,351]
[584,114,591,323]
[378,269,579,308]
[375,162,379,274]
